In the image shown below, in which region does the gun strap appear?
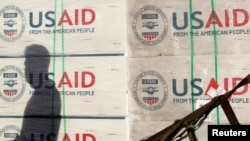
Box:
[221,97,240,125]
[188,129,197,141]
[219,73,250,125]
[187,124,197,141]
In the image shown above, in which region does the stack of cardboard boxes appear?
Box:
[1,0,250,141]
[127,0,250,140]
[0,0,128,140]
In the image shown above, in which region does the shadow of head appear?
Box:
[24,44,51,84]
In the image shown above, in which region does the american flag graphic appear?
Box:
[142,32,158,40]
[4,89,17,97]
[143,97,159,105]
[4,29,17,37]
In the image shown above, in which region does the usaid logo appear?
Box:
[0,5,26,42]
[133,70,168,111]
[0,65,26,102]
[132,5,168,46]
[0,125,21,141]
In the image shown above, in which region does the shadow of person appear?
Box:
[15,44,61,141]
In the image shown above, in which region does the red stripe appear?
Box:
[144,100,158,105]
[5,92,17,97]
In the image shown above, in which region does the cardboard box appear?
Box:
[128,55,250,140]
[0,56,127,117]
[0,0,127,55]
[127,0,250,57]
